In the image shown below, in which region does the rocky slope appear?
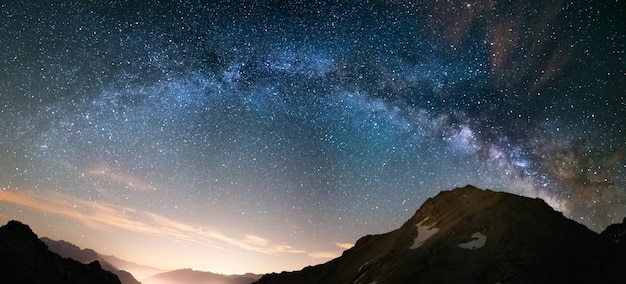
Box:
[0,220,121,284]
[256,185,626,284]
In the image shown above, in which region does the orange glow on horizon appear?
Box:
[0,189,348,275]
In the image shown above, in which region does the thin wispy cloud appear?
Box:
[308,251,341,259]
[0,190,304,256]
[306,242,354,259]
[335,242,354,250]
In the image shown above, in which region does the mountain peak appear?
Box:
[0,220,121,284]
[4,219,33,232]
[2,220,42,242]
[257,186,626,284]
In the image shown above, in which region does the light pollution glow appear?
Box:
[0,189,351,274]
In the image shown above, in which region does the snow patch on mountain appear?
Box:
[358,260,371,273]
[353,271,368,284]
[458,232,487,249]
[410,217,439,249]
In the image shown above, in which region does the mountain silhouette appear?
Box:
[98,254,167,280]
[256,185,626,284]
[41,237,141,284]
[601,216,626,252]
[142,268,261,284]
[0,220,121,284]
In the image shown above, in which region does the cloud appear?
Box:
[0,190,304,255]
[306,242,354,260]
[243,234,269,247]
[307,251,341,259]
[335,242,354,250]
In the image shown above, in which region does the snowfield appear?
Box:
[410,217,439,249]
[458,232,487,249]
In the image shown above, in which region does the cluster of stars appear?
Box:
[0,0,624,275]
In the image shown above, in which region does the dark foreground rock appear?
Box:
[41,237,141,284]
[0,220,121,284]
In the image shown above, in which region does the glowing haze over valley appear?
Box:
[1,0,624,275]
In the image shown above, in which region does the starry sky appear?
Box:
[0,0,625,275]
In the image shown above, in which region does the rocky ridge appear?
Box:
[0,220,121,284]
[41,237,141,284]
[256,185,626,284]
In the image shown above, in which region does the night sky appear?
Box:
[1,0,625,275]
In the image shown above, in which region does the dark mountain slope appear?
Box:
[0,220,121,284]
[602,217,626,246]
[256,185,626,284]
[41,237,141,284]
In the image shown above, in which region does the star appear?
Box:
[0,0,624,275]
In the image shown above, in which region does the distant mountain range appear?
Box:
[41,237,261,284]
[0,220,120,284]
[98,253,168,280]
[142,268,261,284]
[41,237,142,284]
[255,185,626,284]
